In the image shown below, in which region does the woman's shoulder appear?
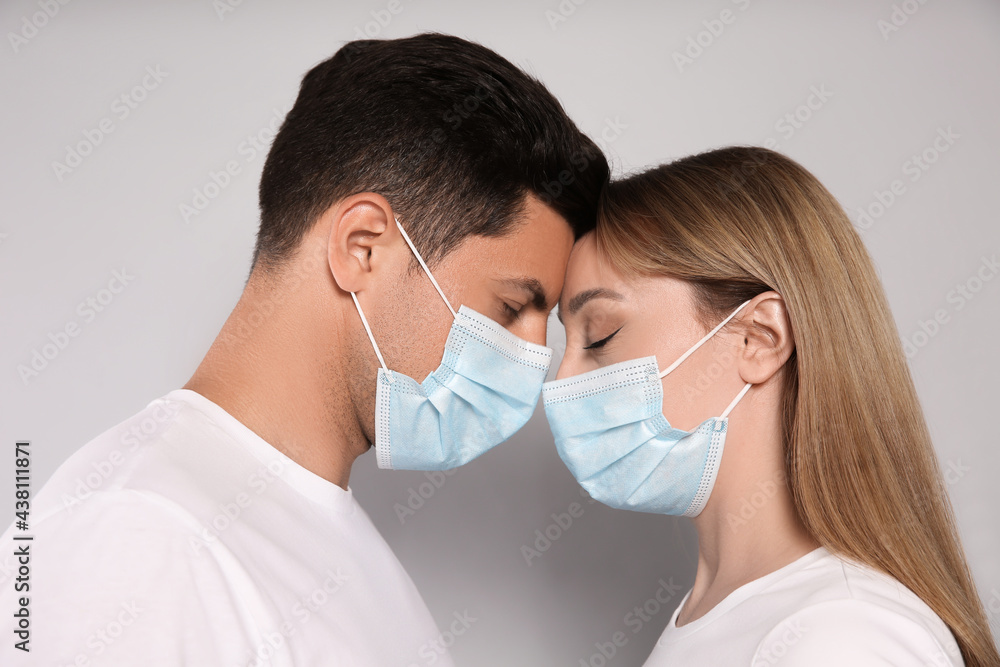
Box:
[751,550,964,666]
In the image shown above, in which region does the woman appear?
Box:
[542,147,999,666]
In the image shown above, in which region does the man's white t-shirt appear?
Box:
[645,546,964,666]
[0,389,455,667]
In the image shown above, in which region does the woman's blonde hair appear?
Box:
[594,146,998,666]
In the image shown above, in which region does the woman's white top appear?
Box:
[644,546,964,666]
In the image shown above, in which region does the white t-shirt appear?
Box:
[645,546,964,666]
[0,389,455,667]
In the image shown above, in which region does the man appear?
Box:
[0,33,607,665]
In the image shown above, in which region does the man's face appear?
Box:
[369,194,575,384]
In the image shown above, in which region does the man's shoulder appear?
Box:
[0,485,271,665]
[31,391,234,520]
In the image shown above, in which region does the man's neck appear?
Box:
[183,272,367,490]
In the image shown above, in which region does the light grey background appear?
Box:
[2,0,999,664]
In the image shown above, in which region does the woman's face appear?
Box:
[555,232,748,432]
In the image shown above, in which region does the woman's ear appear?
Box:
[325,193,398,294]
[737,291,795,386]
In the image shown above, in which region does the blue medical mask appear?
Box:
[541,301,752,516]
[351,217,553,471]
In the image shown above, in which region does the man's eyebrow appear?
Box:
[501,277,548,310]
[557,288,625,324]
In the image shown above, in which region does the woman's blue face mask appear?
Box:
[544,260,752,516]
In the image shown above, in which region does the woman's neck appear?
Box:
[675,408,820,626]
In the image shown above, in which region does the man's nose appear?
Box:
[515,312,549,347]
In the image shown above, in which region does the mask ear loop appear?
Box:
[659,300,752,379]
[657,300,754,420]
[351,292,390,378]
[721,382,752,419]
[394,217,457,319]
[349,215,457,383]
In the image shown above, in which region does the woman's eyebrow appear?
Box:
[558,288,625,323]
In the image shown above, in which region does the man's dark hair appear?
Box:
[252,32,609,274]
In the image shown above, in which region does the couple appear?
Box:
[4,33,997,667]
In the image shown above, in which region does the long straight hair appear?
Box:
[594,146,999,666]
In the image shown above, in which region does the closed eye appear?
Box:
[503,302,523,319]
[584,325,622,350]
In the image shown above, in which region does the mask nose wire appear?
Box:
[394,217,457,319]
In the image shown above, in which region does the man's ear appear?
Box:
[325,193,399,294]
[737,291,795,386]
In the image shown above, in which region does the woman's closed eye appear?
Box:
[584,325,623,350]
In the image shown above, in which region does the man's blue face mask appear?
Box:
[541,301,753,516]
[351,217,553,471]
